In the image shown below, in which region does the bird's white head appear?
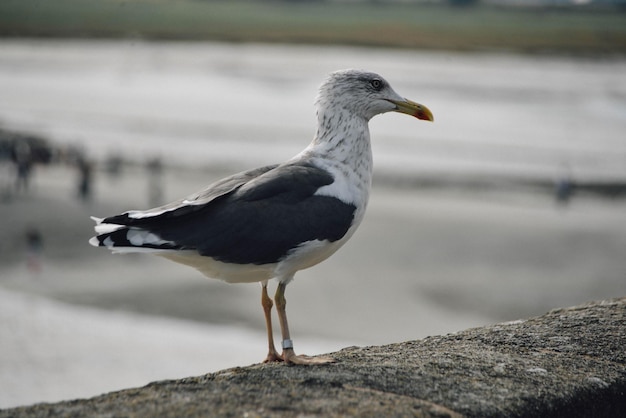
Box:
[315,69,434,122]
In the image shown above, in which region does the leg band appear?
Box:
[282,339,294,350]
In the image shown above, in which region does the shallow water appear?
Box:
[1,40,625,180]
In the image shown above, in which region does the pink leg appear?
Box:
[274,282,335,365]
[261,283,283,363]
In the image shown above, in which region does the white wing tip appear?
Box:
[94,223,125,235]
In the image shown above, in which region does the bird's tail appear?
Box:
[89,216,177,253]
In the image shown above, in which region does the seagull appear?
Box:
[90,69,433,365]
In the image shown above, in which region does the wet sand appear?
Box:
[5,163,624,333]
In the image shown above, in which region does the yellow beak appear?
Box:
[388,98,434,122]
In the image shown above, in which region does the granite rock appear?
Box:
[3,298,625,417]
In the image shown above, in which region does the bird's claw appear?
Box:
[263,350,284,363]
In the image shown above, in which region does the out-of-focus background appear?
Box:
[1,0,625,409]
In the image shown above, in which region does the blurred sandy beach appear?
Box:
[1,40,625,408]
[2,162,625,408]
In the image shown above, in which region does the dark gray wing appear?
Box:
[94,162,356,265]
[103,164,279,225]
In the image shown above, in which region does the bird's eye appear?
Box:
[370,79,383,90]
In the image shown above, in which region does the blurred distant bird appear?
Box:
[90,69,433,365]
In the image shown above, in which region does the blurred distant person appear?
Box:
[77,156,93,202]
[555,177,574,206]
[13,141,33,193]
[25,227,43,273]
[555,163,574,206]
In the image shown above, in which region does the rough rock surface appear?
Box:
[3,298,625,417]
